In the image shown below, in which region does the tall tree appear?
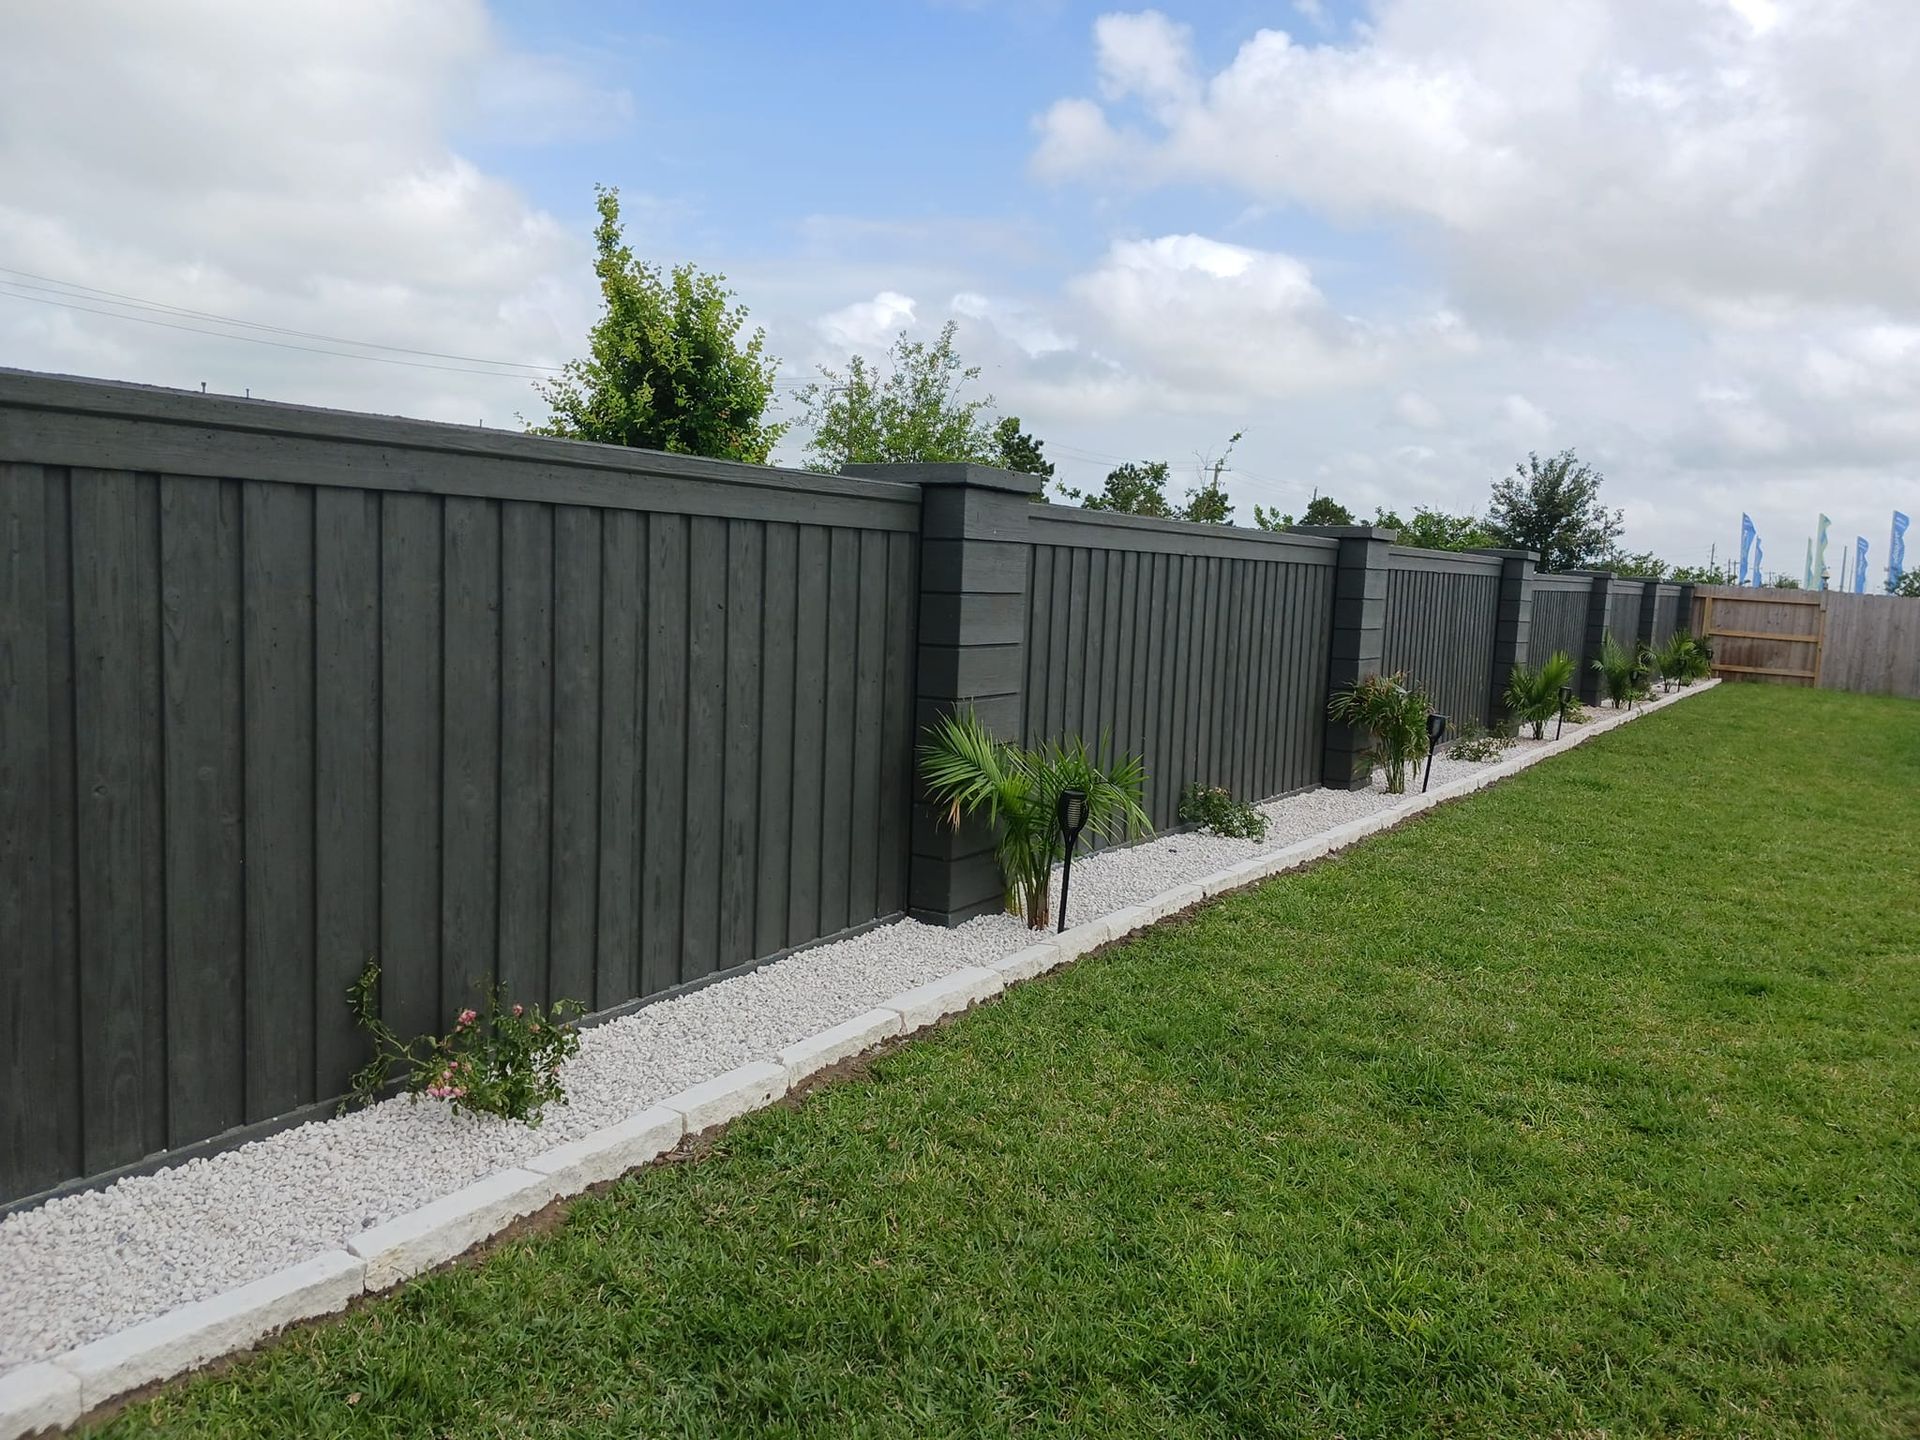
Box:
[530,186,785,463]
[1061,460,1175,517]
[992,416,1054,480]
[1300,495,1354,526]
[799,322,997,470]
[1485,449,1624,572]
[1605,549,1669,579]
[1392,506,1496,552]
[1180,476,1234,525]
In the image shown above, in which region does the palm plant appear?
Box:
[920,709,1150,930]
[1326,672,1433,793]
[1592,634,1646,707]
[1653,631,1698,691]
[1503,650,1577,738]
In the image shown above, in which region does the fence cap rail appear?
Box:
[0,367,925,514]
[1387,545,1504,574]
[1029,503,1338,561]
[842,461,1042,497]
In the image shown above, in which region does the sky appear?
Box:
[3,0,1917,580]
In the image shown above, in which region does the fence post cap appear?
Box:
[840,462,1043,497]
[1470,546,1539,563]
[1291,524,1398,541]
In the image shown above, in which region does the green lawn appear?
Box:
[102,685,1920,1439]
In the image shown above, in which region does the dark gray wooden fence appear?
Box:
[1381,549,1502,729]
[1529,577,1590,667]
[2,370,1659,1208]
[1020,510,1336,828]
[1649,584,1683,647]
[1606,582,1644,653]
[0,373,919,1206]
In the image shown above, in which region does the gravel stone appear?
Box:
[0,684,1706,1377]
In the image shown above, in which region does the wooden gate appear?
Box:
[1692,586,1824,685]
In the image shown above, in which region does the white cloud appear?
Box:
[1064,234,1467,407]
[1034,1,1920,322]
[0,0,626,422]
[815,291,918,351]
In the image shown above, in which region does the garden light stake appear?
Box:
[1056,788,1089,933]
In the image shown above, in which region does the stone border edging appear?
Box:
[0,680,1716,1439]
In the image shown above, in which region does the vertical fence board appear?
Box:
[441,496,501,1021]
[755,526,797,954]
[878,531,913,916]
[378,492,442,1045]
[312,488,380,1098]
[787,526,828,948]
[70,470,160,1171]
[643,514,688,996]
[41,470,83,1189]
[548,507,601,1007]
[848,530,887,923]
[681,516,727,985]
[820,528,859,935]
[1,468,64,1195]
[158,476,247,1146]
[720,521,764,971]
[497,502,553,1005]
[595,510,643,1007]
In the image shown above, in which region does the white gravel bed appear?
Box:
[0,701,1639,1376]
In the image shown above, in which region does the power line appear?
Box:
[0,265,567,373]
[0,283,567,380]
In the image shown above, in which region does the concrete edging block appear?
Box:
[661,1060,790,1136]
[348,1169,553,1292]
[521,1106,685,1197]
[54,1250,365,1410]
[0,1362,81,1440]
[990,942,1064,983]
[1100,904,1155,940]
[1054,918,1115,960]
[880,967,1004,1032]
[776,1010,902,1086]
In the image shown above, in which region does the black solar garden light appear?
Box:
[1556,683,1574,739]
[1421,712,1447,793]
[1055,787,1089,934]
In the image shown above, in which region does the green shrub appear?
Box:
[1327,672,1433,794]
[345,962,584,1125]
[1592,635,1648,708]
[1178,783,1269,840]
[921,710,1151,929]
[1446,723,1511,762]
[1504,650,1577,738]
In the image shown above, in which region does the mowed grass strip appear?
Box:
[100,686,1920,1439]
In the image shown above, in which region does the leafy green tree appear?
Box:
[1180,476,1234,525]
[992,416,1053,480]
[1485,449,1624,572]
[1397,507,1495,551]
[799,322,997,471]
[1669,562,1734,584]
[1889,569,1920,597]
[1605,549,1669,579]
[1062,461,1175,517]
[1299,495,1354,526]
[1252,505,1292,531]
[531,186,785,463]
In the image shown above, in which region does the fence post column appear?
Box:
[1577,570,1616,703]
[847,462,1039,926]
[1303,524,1396,790]
[1479,548,1537,726]
[1635,577,1661,652]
